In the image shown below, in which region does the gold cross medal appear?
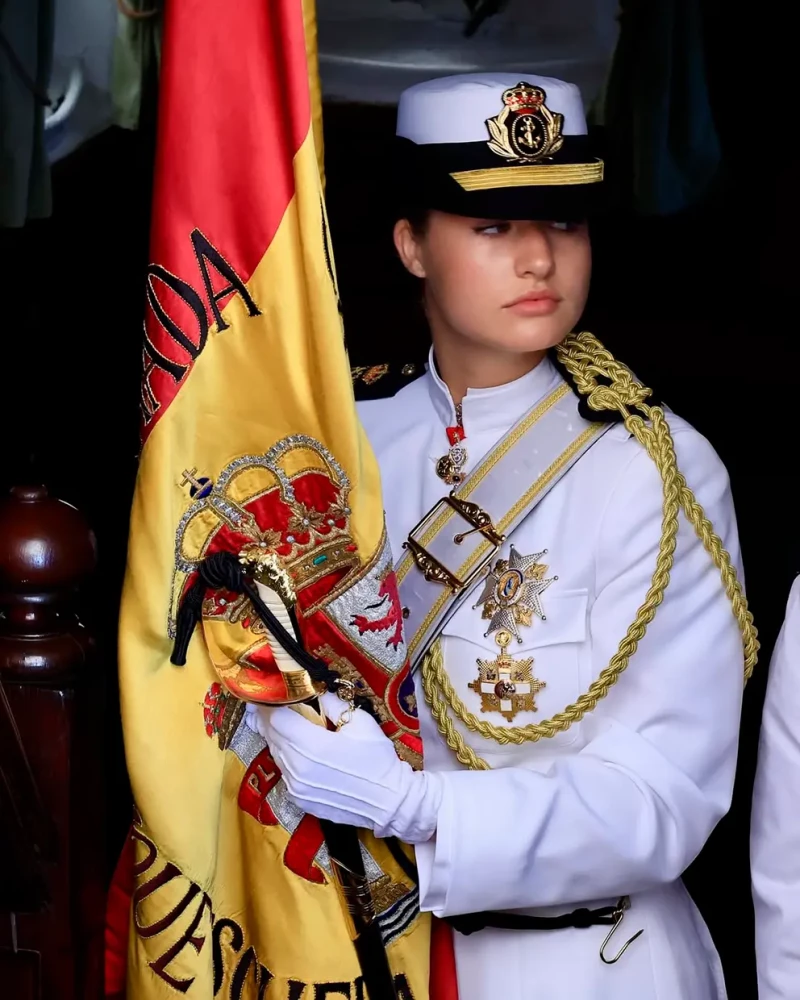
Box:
[468,547,556,721]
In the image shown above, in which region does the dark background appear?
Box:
[0,6,796,997]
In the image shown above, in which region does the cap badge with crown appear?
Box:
[485,82,565,164]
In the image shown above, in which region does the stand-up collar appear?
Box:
[425,345,561,439]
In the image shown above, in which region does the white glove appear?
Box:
[250,694,442,844]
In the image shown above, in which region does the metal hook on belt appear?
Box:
[599,897,644,965]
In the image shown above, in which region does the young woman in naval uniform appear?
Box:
[258,74,755,1000]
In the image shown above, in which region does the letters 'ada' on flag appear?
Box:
[118,1,434,995]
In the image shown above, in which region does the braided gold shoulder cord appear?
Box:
[422,331,759,771]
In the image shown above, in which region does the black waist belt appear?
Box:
[447,902,620,936]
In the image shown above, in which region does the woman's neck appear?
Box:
[431,334,547,405]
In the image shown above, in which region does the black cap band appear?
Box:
[393,136,605,222]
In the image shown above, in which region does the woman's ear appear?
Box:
[393,218,427,279]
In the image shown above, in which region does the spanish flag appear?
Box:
[116,1,433,996]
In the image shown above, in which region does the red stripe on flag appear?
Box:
[430,917,460,1000]
[104,830,135,997]
[141,0,312,440]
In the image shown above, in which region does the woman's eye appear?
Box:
[475,222,510,235]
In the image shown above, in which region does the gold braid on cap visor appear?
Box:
[450,160,604,191]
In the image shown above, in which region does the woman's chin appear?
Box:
[479,317,572,355]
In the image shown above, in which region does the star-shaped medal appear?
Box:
[470,629,546,721]
[473,546,557,642]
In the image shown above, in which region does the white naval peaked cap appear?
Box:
[392,71,603,221]
[396,73,588,146]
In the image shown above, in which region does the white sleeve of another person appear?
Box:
[752,576,800,999]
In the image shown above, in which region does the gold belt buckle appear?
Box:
[404,494,505,592]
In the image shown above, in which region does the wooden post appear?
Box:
[0,484,104,999]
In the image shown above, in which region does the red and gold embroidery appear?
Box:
[202,682,245,749]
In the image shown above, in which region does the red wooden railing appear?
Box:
[0,484,105,998]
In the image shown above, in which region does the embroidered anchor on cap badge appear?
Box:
[468,546,556,721]
[485,82,565,164]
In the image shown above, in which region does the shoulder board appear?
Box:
[351,362,423,402]
[548,348,662,424]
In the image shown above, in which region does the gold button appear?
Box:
[401,363,416,376]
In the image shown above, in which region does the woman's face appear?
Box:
[394,211,591,356]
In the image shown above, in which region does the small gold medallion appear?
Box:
[468,546,556,720]
[436,408,468,485]
[469,630,545,721]
[435,446,467,486]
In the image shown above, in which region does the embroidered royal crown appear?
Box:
[170,435,360,639]
[502,81,546,113]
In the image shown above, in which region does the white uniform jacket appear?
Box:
[358,351,744,1000]
[751,576,800,999]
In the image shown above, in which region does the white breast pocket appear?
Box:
[439,588,590,755]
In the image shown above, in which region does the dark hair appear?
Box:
[405,208,430,235]
[392,198,430,235]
